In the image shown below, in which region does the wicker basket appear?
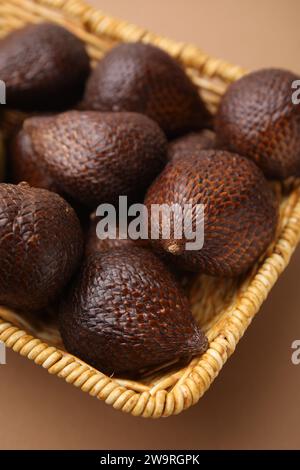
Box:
[1,0,300,419]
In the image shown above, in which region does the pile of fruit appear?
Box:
[0,23,299,377]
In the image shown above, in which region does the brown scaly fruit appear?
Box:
[0,23,90,111]
[168,129,216,162]
[85,213,151,255]
[215,68,300,179]
[22,110,167,207]
[0,182,83,312]
[145,150,278,276]
[59,247,208,376]
[82,42,210,137]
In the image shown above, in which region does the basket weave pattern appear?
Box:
[1,0,300,418]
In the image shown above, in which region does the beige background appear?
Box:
[1,0,300,450]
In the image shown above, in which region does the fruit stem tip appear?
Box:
[167,243,181,255]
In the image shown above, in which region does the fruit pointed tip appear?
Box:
[18,181,30,189]
[189,329,209,356]
[166,243,182,255]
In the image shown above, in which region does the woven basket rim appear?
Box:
[1,0,300,418]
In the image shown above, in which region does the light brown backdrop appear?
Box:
[1,0,300,450]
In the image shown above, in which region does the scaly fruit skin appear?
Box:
[168,129,216,162]
[11,125,58,192]
[0,23,90,111]
[0,182,83,312]
[24,111,167,207]
[215,68,300,179]
[145,150,278,276]
[59,247,208,376]
[82,42,209,137]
